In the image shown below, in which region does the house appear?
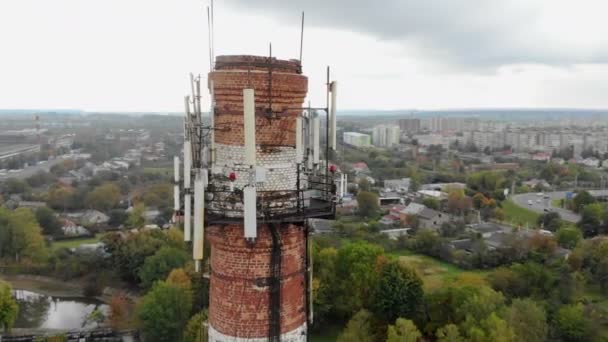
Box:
[379,214,400,228]
[468,222,508,238]
[17,201,46,210]
[383,178,411,192]
[61,219,90,236]
[388,205,407,217]
[67,210,110,225]
[421,182,466,192]
[582,157,600,168]
[351,162,370,174]
[418,208,451,230]
[532,152,551,161]
[381,228,411,240]
[399,202,426,225]
[308,218,336,234]
[144,209,161,222]
[523,178,551,189]
[417,190,447,200]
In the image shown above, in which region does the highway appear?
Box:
[511,191,581,223]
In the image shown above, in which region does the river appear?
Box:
[13,289,109,330]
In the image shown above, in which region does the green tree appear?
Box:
[0,208,47,262]
[422,197,440,210]
[387,318,421,342]
[357,191,379,217]
[86,183,121,211]
[183,310,208,342]
[126,203,146,229]
[555,304,591,342]
[578,202,603,237]
[436,324,463,342]
[48,185,76,211]
[0,281,18,333]
[358,178,371,192]
[503,299,547,342]
[373,260,424,323]
[2,178,30,194]
[138,247,189,289]
[137,281,192,342]
[337,310,377,342]
[555,226,582,249]
[536,212,561,231]
[35,206,62,236]
[335,242,383,315]
[572,190,595,213]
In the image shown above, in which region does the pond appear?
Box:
[13,289,109,330]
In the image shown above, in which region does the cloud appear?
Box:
[223,0,608,70]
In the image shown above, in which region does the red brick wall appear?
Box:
[207,223,307,338]
[210,55,308,147]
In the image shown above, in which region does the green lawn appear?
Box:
[502,199,540,228]
[51,234,102,251]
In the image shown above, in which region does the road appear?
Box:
[0,158,66,181]
[511,191,581,223]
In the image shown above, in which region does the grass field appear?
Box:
[502,199,540,228]
[390,250,488,291]
[51,234,102,251]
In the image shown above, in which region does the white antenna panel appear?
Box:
[184,141,192,189]
[330,81,338,151]
[313,116,320,164]
[184,194,191,242]
[243,186,257,239]
[174,156,180,183]
[296,116,303,163]
[243,89,256,166]
[174,185,180,212]
[193,175,205,261]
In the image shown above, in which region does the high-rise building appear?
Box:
[398,118,421,134]
[343,132,371,147]
[372,125,400,147]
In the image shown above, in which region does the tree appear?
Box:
[183,310,208,342]
[126,203,146,229]
[2,178,30,194]
[0,281,18,333]
[436,324,463,342]
[578,202,603,237]
[422,197,440,210]
[555,226,582,249]
[0,208,47,262]
[137,281,192,342]
[536,212,561,232]
[387,318,421,342]
[572,190,595,213]
[35,206,62,236]
[335,242,383,315]
[358,178,371,192]
[48,185,76,211]
[108,295,131,330]
[555,304,592,342]
[166,268,192,290]
[357,191,379,217]
[83,309,105,328]
[86,183,121,211]
[337,310,376,342]
[503,299,547,342]
[447,189,471,216]
[372,260,424,323]
[139,247,189,289]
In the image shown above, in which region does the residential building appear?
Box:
[343,132,371,147]
[372,125,400,147]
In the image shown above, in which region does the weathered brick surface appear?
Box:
[207,224,307,338]
[210,55,307,147]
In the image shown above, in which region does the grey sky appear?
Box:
[1,0,607,112]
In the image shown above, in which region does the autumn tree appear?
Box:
[337,310,377,342]
[357,191,379,217]
[0,208,47,262]
[86,183,121,211]
[386,318,422,342]
[48,184,76,211]
[108,295,131,330]
[166,268,192,290]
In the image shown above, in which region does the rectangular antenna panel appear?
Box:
[184,194,191,242]
[174,185,180,212]
[174,156,180,182]
[296,116,303,163]
[243,186,257,239]
[313,117,320,164]
[330,81,338,150]
[243,89,256,166]
[193,176,205,260]
[184,141,192,189]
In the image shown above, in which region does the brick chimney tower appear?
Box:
[205,55,322,342]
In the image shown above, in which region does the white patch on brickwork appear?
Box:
[208,323,307,342]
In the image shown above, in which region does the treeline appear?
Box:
[312,236,608,341]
